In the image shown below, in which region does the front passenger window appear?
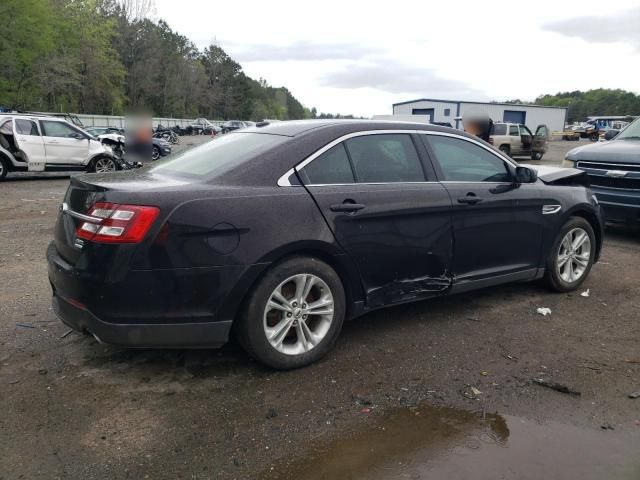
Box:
[41,121,81,138]
[425,135,512,183]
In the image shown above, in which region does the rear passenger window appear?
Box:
[345,134,424,183]
[15,119,40,136]
[299,144,355,184]
[426,135,512,183]
[509,126,519,136]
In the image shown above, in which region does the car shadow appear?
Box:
[76,281,547,380]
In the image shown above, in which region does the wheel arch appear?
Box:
[218,240,365,327]
[565,206,603,261]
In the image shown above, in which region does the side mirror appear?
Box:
[70,132,85,140]
[515,166,537,184]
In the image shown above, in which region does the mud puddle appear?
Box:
[263,403,640,480]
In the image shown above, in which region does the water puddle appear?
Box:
[263,403,640,480]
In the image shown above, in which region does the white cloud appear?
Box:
[154,0,640,117]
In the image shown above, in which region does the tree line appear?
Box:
[504,89,640,123]
[0,0,317,121]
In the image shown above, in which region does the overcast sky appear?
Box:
[154,0,640,117]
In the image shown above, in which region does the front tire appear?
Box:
[91,156,118,173]
[544,217,596,292]
[152,146,160,161]
[235,256,346,369]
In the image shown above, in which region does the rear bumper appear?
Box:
[47,241,247,348]
[53,293,231,348]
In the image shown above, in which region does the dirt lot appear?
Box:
[1,137,639,479]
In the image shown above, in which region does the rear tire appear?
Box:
[531,152,543,160]
[235,256,346,370]
[544,217,596,292]
[0,156,8,180]
[499,145,511,157]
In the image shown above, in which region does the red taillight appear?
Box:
[75,202,160,243]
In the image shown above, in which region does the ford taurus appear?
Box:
[48,120,603,369]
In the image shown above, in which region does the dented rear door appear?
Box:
[297,133,453,308]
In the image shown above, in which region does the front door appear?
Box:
[519,125,534,154]
[12,117,47,170]
[421,133,543,289]
[39,119,89,165]
[296,132,453,307]
[532,125,548,154]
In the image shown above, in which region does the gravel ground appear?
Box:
[1,136,639,479]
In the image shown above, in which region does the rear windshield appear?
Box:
[151,132,287,178]
[492,124,507,135]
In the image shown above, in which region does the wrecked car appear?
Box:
[48,120,603,369]
[0,114,119,179]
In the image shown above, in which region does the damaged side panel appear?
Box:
[366,273,452,308]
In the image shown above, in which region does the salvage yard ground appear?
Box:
[1,138,639,479]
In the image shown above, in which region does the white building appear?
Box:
[392,98,567,133]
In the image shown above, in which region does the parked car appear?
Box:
[190,118,216,135]
[0,114,120,180]
[564,116,640,223]
[151,137,172,161]
[85,127,124,137]
[490,122,549,160]
[48,120,602,369]
[221,120,249,133]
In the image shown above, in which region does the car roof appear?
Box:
[242,119,456,137]
[0,113,70,122]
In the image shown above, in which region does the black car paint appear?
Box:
[566,137,640,222]
[48,120,602,348]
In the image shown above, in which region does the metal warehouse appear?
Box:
[392,98,567,133]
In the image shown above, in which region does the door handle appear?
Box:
[457,193,483,205]
[48,140,60,144]
[330,201,365,213]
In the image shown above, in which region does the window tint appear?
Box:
[426,135,512,183]
[41,121,79,138]
[299,144,354,184]
[345,134,424,183]
[15,119,40,136]
[152,132,286,178]
[509,125,519,136]
[492,124,507,135]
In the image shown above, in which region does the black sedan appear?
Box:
[48,120,603,369]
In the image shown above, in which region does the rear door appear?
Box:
[532,125,549,153]
[13,117,47,170]
[39,119,89,165]
[296,131,453,307]
[421,133,543,290]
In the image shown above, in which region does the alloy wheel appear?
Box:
[94,157,116,173]
[263,274,334,356]
[556,227,591,283]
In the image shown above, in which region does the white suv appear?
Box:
[0,114,116,180]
